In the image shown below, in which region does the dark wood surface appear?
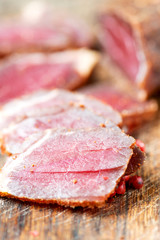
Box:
[0,1,160,239]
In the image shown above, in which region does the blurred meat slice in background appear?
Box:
[98,0,160,97]
[0,49,99,104]
[0,1,94,57]
[80,83,158,133]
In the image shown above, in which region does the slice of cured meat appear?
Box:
[0,89,122,131]
[0,49,99,104]
[0,16,93,56]
[98,0,160,97]
[0,126,144,207]
[1,107,109,155]
[0,166,126,207]
[80,83,158,132]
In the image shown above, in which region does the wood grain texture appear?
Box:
[0,0,160,239]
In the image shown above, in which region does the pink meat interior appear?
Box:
[0,62,77,104]
[100,14,140,82]
[81,85,139,112]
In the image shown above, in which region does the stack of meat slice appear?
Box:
[0,49,99,105]
[0,89,144,207]
[0,2,147,207]
[80,83,158,133]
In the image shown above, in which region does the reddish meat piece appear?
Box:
[0,127,144,207]
[1,107,109,155]
[0,89,122,131]
[0,49,99,104]
[98,0,160,97]
[0,17,92,56]
[80,84,158,132]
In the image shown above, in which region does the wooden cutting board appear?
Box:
[0,0,160,239]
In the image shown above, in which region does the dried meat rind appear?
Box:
[125,145,144,175]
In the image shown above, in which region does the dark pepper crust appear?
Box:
[125,145,145,175]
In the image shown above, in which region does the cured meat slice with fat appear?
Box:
[0,16,93,56]
[0,127,144,207]
[0,49,99,104]
[0,89,122,131]
[98,0,160,97]
[80,84,158,132]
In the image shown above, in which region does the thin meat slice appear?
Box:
[0,89,122,131]
[1,126,135,172]
[98,0,160,97]
[0,16,93,56]
[0,49,99,104]
[80,83,158,132]
[1,107,109,155]
[0,166,125,207]
[0,127,144,207]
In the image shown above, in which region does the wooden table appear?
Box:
[0,0,160,239]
